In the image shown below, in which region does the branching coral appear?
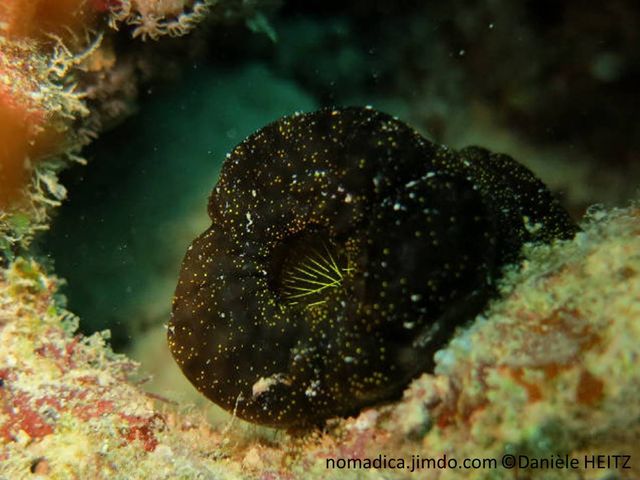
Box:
[108,0,280,41]
[110,0,216,40]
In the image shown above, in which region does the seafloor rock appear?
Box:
[0,259,236,479]
[1,204,638,479]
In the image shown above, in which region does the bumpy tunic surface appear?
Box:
[168,107,576,428]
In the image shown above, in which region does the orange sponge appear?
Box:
[0,43,64,208]
[0,86,62,208]
[0,92,32,207]
[0,0,97,41]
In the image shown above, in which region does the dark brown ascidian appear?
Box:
[168,106,577,429]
